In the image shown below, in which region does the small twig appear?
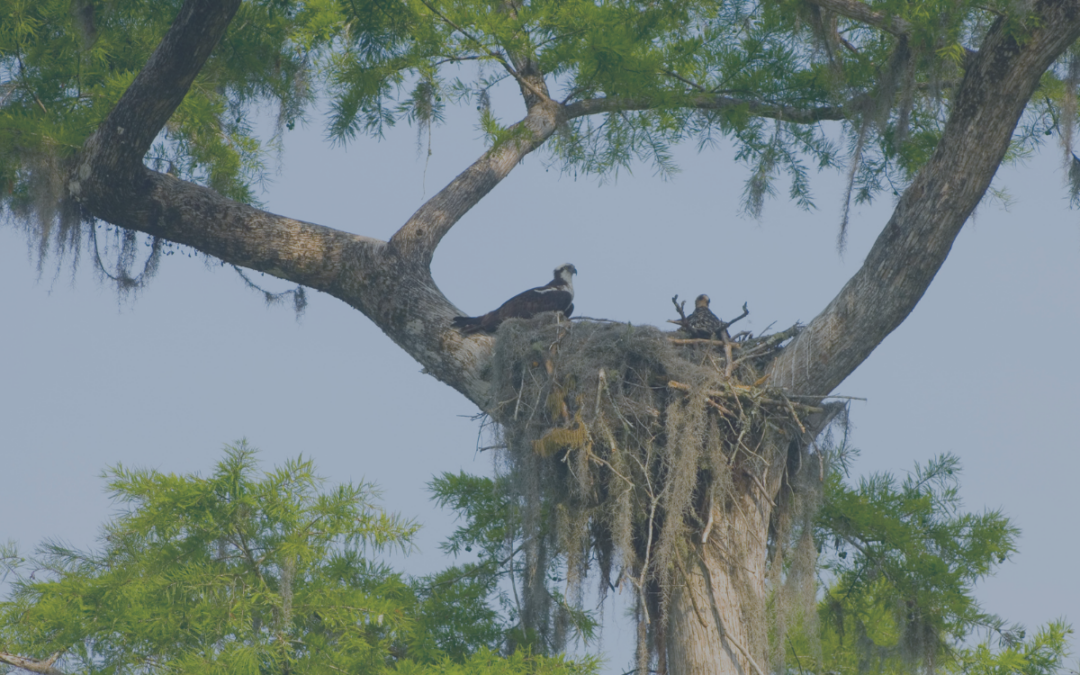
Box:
[668,337,741,347]
[417,0,549,104]
[725,302,749,327]
[670,294,688,323]
[433,54,484,66]
[571,316,627,323]
[663,69,707,92]
[746,469,776,507]
[701,485,716,544]
[723,332,735,378]
[788,636,808,675]
[513,366,526,419]
[781,394,808,435]
[704,398,734,416]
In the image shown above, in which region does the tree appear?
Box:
[0,443,595,675]
[789,452,1073,675]
[3,0,1080,672]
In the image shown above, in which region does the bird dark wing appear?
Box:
[687,307,724,338]
[496,287,573,322]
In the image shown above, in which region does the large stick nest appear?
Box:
[488,314,833,664]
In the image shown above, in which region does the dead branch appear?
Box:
[0,652,67,675]
[668,337,741,347]
[670,294,689,326]
[725,302,750,328]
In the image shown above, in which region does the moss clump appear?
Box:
[489,314,835,670]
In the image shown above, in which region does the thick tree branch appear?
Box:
[74,0,241,185]
[390,100,564,265]
[804,0,912,36]
[565,94,847,123]
[65,0,558,408]
[767,0,1080,397]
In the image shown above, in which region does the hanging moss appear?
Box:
[488,314,838,669]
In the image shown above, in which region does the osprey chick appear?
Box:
[685,294,725,339]
[452,263,577,334]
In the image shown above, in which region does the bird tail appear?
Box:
[451,315,484,333]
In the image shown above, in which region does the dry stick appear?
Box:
[724,336,735,378]
[670,294,688,324]
[705,398,735,416]
[674,554,711,632]
[668,380,821,414]
[726,302,751,328]
[633,435,663,615]
[747,469,777,507]
[513,366,527,419]
[592,370,637,486]
[701,484,716,544]
[706,352,726,379]
[782,395,808,435]
[638,494,660,625]
[733,324,803,366]
[0,653,66,675]
[667,337,739,346]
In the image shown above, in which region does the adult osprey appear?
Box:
[452,263,577,334]
[685,294,725,339]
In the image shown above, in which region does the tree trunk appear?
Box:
[666,492,773,675]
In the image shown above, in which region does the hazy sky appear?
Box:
[2,86,1078,673]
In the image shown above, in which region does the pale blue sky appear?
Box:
[1,91,1078,672]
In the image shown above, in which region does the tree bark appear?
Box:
[666,490,774,675]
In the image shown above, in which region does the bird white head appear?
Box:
[555,263,577,290]
[695,294,711,308]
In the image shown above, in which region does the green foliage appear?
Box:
[0,443,594,675]
[951,621,1073,675]
[785,451,1070,675]
[5,0,1080,244]
[425,472,598,656]
[1,442,1071,675]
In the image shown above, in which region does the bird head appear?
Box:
[695,294,711,308]
[555,263,577,285]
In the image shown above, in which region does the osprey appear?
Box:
[452,263,577,334]
[685,294,725,339]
